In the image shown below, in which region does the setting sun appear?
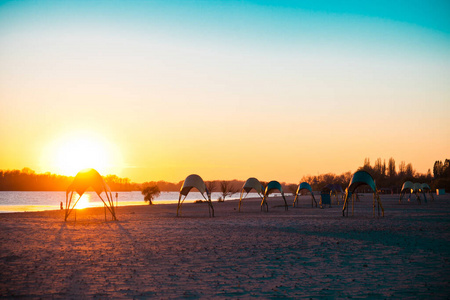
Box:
[41,131,123,177]
[55,138,108,176]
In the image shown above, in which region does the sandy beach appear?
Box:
[1,194,449,298]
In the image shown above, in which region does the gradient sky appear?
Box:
[1,0,449,183]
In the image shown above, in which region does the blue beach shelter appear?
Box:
[261,181,288,212]
[293,182,317,208]
[342,171,384,217]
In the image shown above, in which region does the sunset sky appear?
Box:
[1,0,449,183]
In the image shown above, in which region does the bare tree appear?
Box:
[219,181,239,202]
[288,184,298,196]
[374,158,382,175]
[206,181,216,195]
[398,161,406,176]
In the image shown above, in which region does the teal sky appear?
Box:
[1,0,449,182]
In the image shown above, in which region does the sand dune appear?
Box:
[1,194,449,298]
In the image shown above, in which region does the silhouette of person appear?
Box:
[60,201,63,210]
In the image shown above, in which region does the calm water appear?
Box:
[0,191,260,213]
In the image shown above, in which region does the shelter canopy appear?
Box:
[422,183,431,190]
[67,168,110,196]
[401,181,414,193]
[180,174,208,197]
[242,177,265,195]
[297,182,313,194]
[177,174,213,217]
[347,171,377,194]
[65,168,116,221]
[261,180,288,211]
[265,181,284,195]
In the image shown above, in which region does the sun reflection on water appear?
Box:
[75,193,91,209]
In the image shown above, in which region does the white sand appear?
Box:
[1,194,449,298]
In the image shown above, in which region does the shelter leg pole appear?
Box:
[238,199,242,212]
[64,193,69,222]
[108,192,116,221]
[104,192,116,221]
[65,191,74,222]
[210,201,214,217]
[352,194,354,216]
[376,194,380,216]
[98,194,116,221]
[373,194,375,217]
[177,196,181,217]
[347,195,353,217]
[342,194,348,217]
[260,196,268,212]
[238,191,244,212]
[282,195,288,211]
[66,194,83,222]
[377,195,384,217]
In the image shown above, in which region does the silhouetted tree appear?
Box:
[141,185,160,205]
[406,163,414,178]
[444,159,450,178]
[374,158,382,175]
[388,157,396,178]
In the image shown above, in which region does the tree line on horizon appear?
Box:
[301,158,450,192]
[0,158,449,192]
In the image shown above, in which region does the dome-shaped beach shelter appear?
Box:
[342,171,384,217]
[399,181,414,203]
[65,168,117,221]
[293,182,317,208]
[177,174,214,217]
[326,184,344,204]
[261,181,288,212]
[238,177,265,212]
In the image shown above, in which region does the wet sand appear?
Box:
[1,194,449,298]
